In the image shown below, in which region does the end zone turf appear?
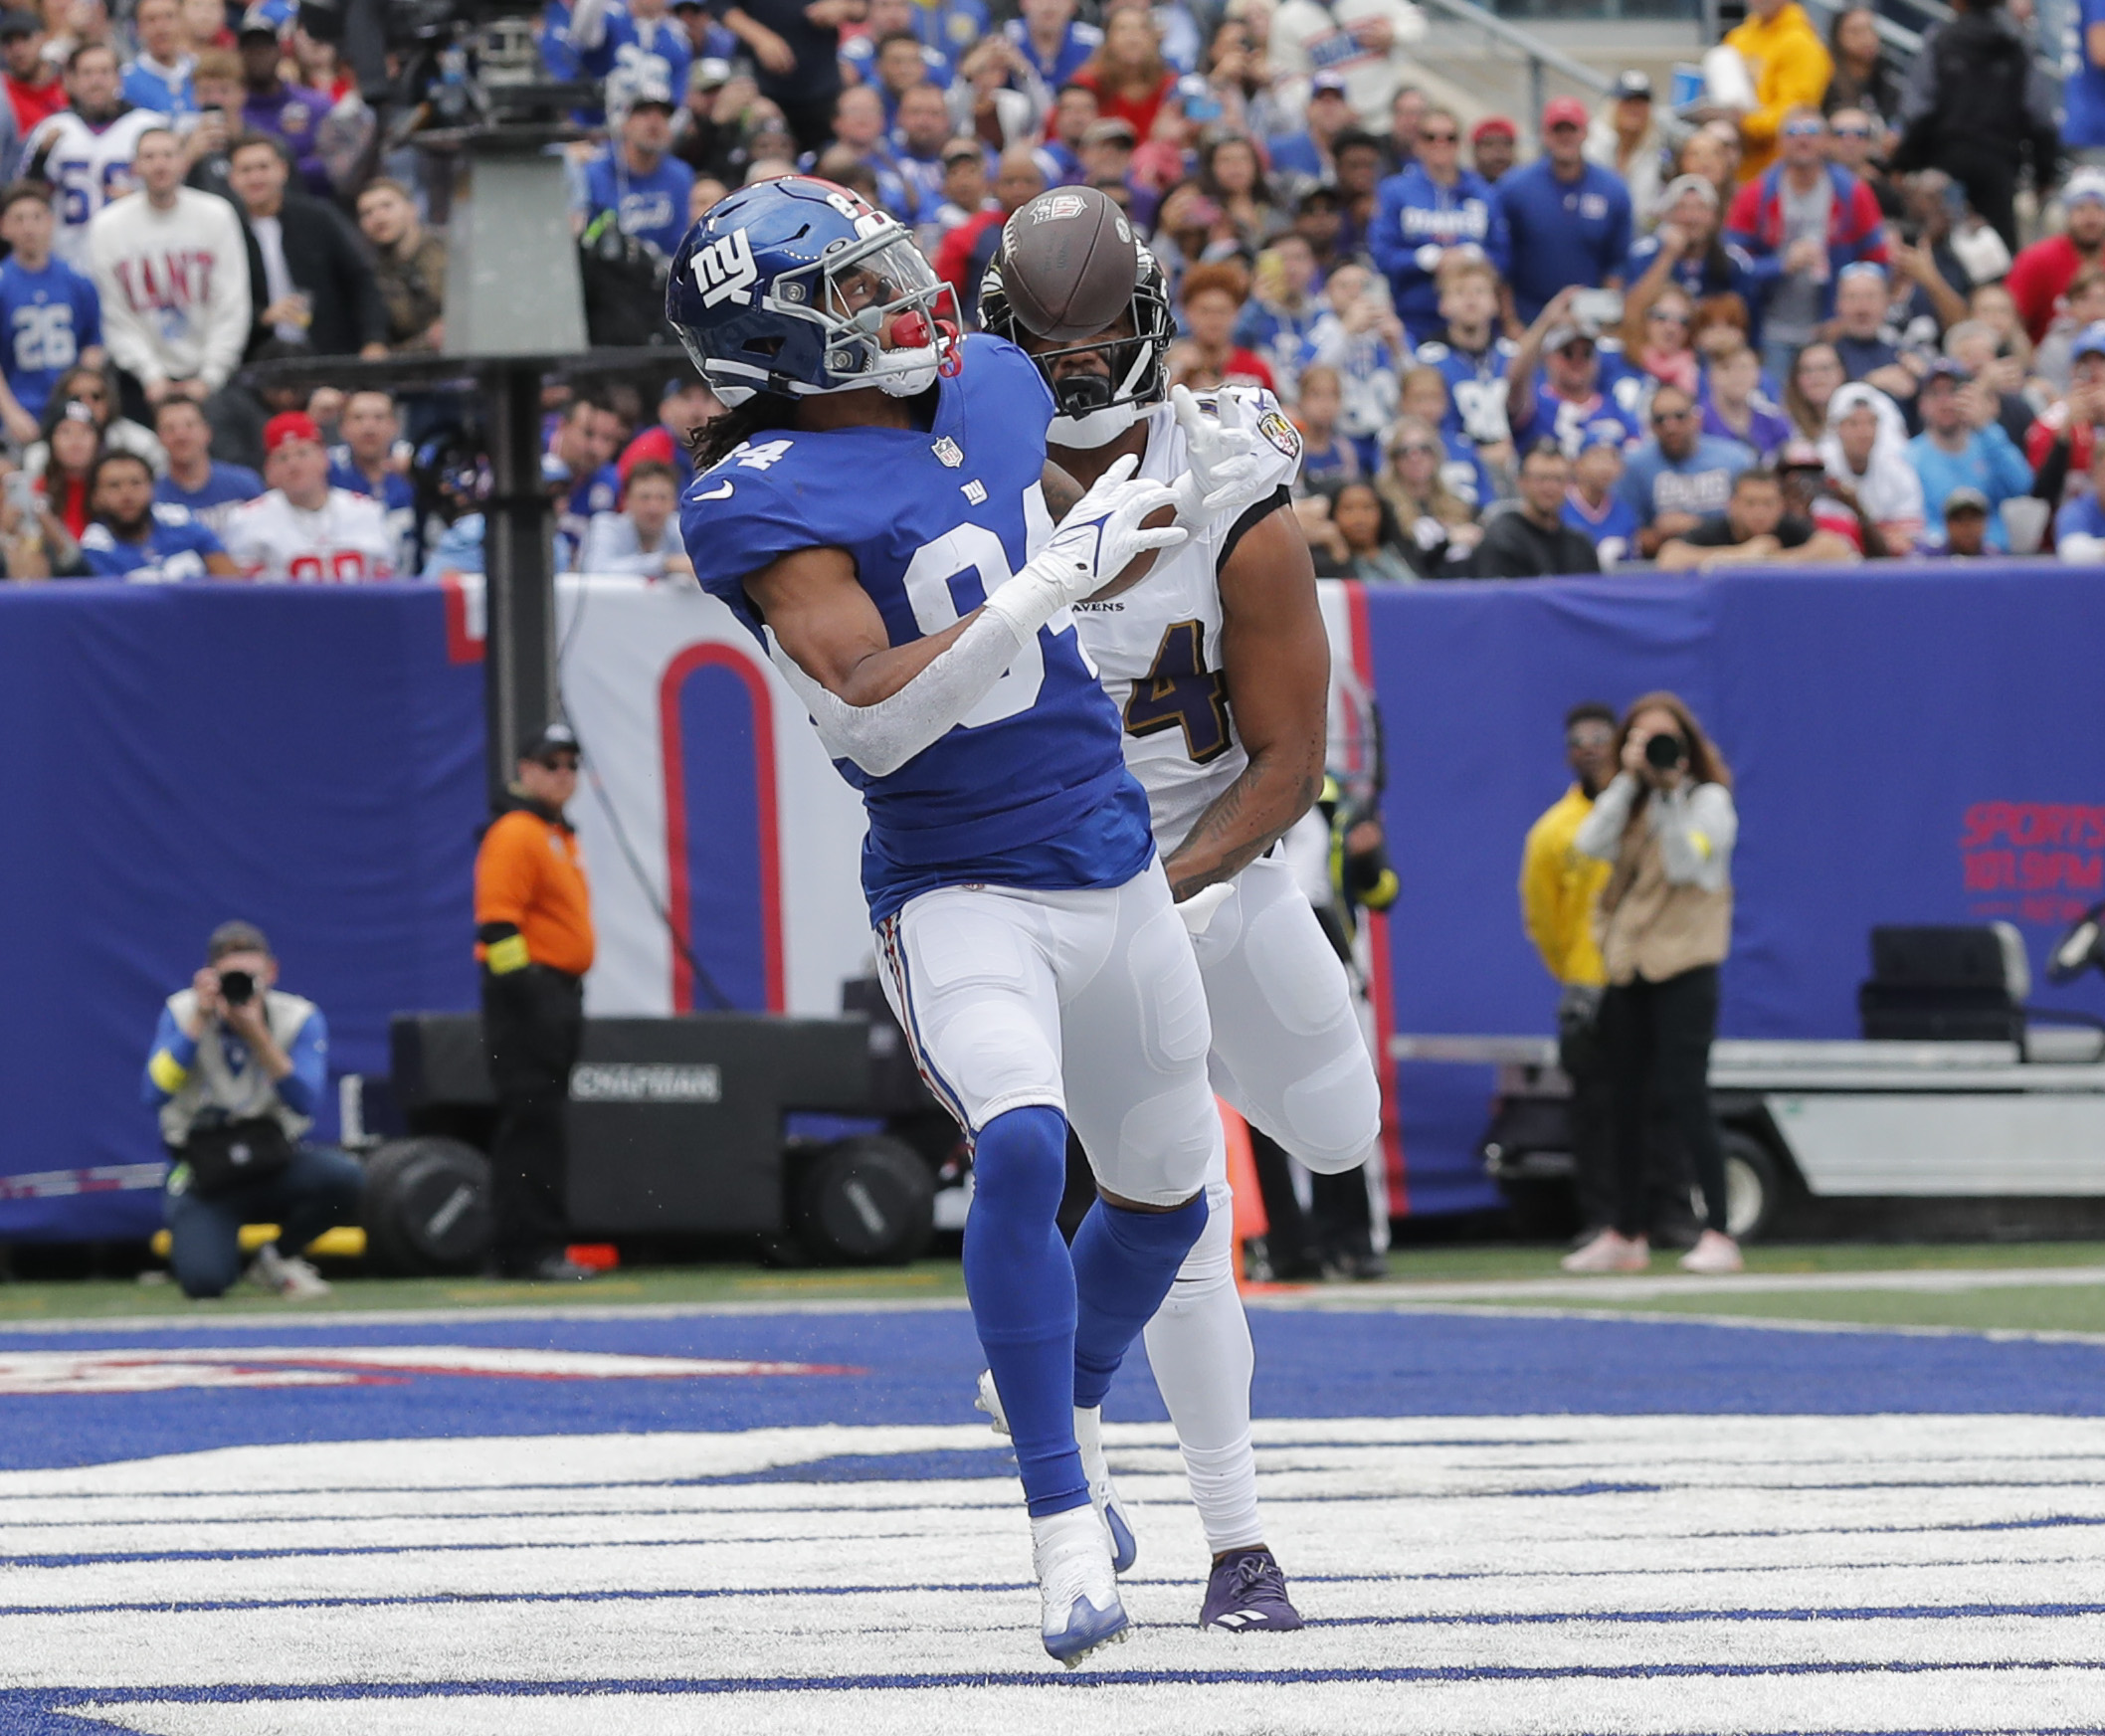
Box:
[1,1303,2101,1734]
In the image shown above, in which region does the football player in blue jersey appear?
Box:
[78,450,235,580]
[667,176,1277,1665]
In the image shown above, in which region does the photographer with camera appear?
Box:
[1566,693,1742,1277]
[143,920,362,1300]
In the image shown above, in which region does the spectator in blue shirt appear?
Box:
[1619,382,1755,556]
[1413,249,1516,455]
[152,395,263,538]
[861,28,947,124]
[1236,232,1325,397]
[1624,175,1761,341]
[2069,0,2105,163]
[1699,342,1792,459]
[547,392,622,569]
[908,0,989,69]
[1490,96,1632,326]
[143,919,362,1300]
[122,0,196,114]
[1368,103,1508,338]
[1268,73,1354,182]
[2055,443,2105,556]
[327,388,419,573]
[78,450,234,579]
[888,82,951,215]
[576,76,694,257]
[1506,288,1642,458]
[0,181,101,444]
[1907,360,2034,550]
[570,0,694,101]
[811,83,915,220]
[1005,0,1099,96]
[1563,433,1640,564]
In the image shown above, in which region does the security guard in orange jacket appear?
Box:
[475,722,596,1281]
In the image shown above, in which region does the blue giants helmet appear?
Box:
[665,177,958,407]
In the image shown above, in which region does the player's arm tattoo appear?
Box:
[1161,506,1330,902]
[1041,460,1085,523]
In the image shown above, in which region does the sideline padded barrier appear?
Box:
[6,568,2105,1238]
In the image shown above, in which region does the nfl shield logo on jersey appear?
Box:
[932,437,964,468]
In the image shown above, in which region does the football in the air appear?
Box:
[996,186,1139,342]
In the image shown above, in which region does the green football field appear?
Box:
[4,1242,2101,1334]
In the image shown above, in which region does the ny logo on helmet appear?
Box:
[691,228,759,308]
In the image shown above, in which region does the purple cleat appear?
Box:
[1200,1547,1304,1632]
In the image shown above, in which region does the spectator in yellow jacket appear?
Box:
[1520,702,1618,1234]
[1522,703,1615,989]
[1721,0,1833,182]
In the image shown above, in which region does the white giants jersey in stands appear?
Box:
[24,107,168,267]
[224,487,398,581]
[1068,386,1303,850]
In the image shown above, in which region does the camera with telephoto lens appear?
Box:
[1644,733,1686,771]
[218,969,257,1007]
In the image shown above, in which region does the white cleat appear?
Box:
[247,1244,330,1300]
[1032,1503,1130,1667]
[1072,1403,1138,1574]
[977,1372,1138,1574]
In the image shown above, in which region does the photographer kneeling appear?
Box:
[1565,695,1743,1277]
[143,921,363,1300]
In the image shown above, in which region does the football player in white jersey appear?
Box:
[980,187,1386,1634]
[23,43,167,269]
[224,411,397,580]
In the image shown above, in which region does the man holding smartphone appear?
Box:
[142,920,364,1300]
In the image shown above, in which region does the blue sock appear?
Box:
[964,1105,1088,1519]
[1070,1191,1209,1412]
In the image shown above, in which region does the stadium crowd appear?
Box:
[0,0,2101,580]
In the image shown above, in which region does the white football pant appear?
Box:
[873,860,1222,1206]
[1144,851,1383,1554]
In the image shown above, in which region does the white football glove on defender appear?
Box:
[1166,385,1276,532]
[982,453,1187,637]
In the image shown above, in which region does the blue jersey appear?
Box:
[2067,0,2105,148]
[1618,434,1754,528]
[1002,17,1097,90]
[155,462,263,539]
[1489,159,1633,326]
[1367,164,1509,336]
[1563,488,1639,565]
[329,450,420,572]
[121,57,195,114]
[576,6,693,96]
[78,501,224,581]
[843,33,953,88]
[682,335,1154,923]
[0,255,99,419]
[1513,380,1642,459]
[1415,333,1515,448]
[580,146,694,259]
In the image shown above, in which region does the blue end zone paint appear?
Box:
[672,657,768,1011]
[3,1309,2105,1473]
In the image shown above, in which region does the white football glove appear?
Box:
[984,453,1187,637]
[1167,385,1275,531]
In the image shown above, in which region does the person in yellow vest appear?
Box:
[1720,0,1833,182]
[474,722,598,1282]
[1520,702,1617,1236]
[1567,691,1742,1277]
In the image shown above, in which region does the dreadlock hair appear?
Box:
[688,393,799,470]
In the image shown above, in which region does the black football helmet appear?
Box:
[979,233,1175,447]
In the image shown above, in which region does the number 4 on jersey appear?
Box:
[1124,619,1231,764]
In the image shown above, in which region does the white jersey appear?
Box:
[224,487,398,582]
[25,106,169,268]
[1068,386,1304,852]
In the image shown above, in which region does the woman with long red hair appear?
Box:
[1071,5,1178,145]
[1567,692,1743,1277]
